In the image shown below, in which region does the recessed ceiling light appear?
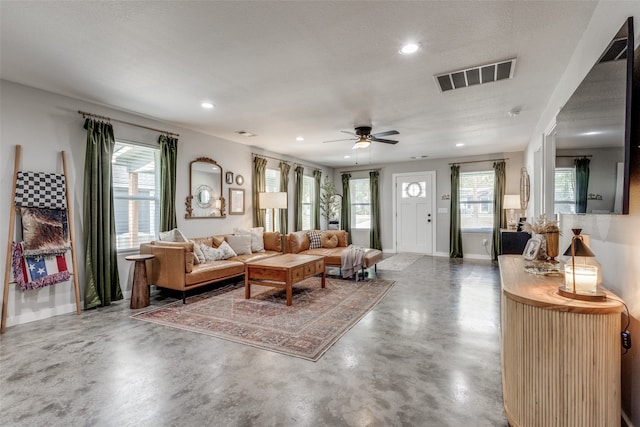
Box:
[507,108,520,117]
[201,102,214,109]
[296,136,304,141]
[400,43,420,55]
[456,143,464,147]
[410,155,429,159]
[344,155,351,159]
[236,130,256,137]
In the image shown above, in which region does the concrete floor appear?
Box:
[0,256,506,427]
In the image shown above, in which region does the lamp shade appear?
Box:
[503,194,521,210]
[258,192,288,209]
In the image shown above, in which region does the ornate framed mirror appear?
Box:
[185,157,226,218]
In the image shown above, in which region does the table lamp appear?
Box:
[259,192,288,232]
[558,228,606,301]
[503,195,521,230]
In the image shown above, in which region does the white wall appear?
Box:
[524,3,640,424]
[334,151,524,258]
[0,80,330,329]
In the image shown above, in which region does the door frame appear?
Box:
[391,171,437,254]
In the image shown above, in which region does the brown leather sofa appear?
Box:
[140,231,282,302]
[285,230,383,273]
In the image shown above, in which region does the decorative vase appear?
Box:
[546,231,559,262]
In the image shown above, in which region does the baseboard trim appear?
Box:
[6,302,77,328]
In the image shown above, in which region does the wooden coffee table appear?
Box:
[244,254,326,306]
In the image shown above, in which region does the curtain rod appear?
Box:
[449,158,508,165]
[252,153,319,171]
[340,168,381,174]
[78,110,179,137]
[556,155,593,158]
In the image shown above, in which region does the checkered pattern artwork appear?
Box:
[15,171,67,209]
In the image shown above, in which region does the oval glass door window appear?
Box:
[403,181,425,198]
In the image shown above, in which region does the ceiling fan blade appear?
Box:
[323,138,356,143]
[340,130,357,136]
[371,137,399,144]
[372,130,399,138]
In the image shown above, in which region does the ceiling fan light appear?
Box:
[353,140,371,149]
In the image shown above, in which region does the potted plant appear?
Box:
[320,178,340,229]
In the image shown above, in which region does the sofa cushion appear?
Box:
[185,260,245,286]
[192,236,213,247]
[226,235,252,255]
[231,251,281,263]
[234,227,265,253]
[263,231,282,252]
[191,241,205,264]
[159,228,188,242]
[212,235,226,248]
[308,230,322,249]
[289,231,310,253]
[321,232,338,248]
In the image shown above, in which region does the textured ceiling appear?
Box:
[0,1,600,167]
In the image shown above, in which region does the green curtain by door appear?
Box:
[341,173,352,244]
[369,170,382,250]
[575,157,590,214]
[449,165,463,258]
[159,134,178,232]
[253,156,267,227]
[82,119,123,309]
[313,169,322,229]
[279,161,290,234]
[294,166,304,231]
[491,161,506,261]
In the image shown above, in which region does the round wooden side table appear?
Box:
[125,254,155,309]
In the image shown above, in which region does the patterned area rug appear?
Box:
[132,277,395,361]
[376,253,423,271]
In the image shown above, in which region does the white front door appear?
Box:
[395,172,435,254]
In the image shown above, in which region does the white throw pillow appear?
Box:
[234,227,265,253]
[201,244,224,261]
[226,234,252,255]
[159,228,188,243]
[217,241,237,259]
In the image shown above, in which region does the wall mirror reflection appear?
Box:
[553,17,634,215]
[185,157,226,218]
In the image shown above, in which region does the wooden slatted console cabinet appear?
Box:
[498,255,624,427]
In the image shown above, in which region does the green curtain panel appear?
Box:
[575,157,590,214]
[313,169,322,229]
[369,170,382,250]
[253,157,268,227]
[279,161,291,234]
[449,165,463,258]
[491,161,506,261]
[159,134,178,232]
[294,166,304,231]
[82,119,123,309]
[341,173,352,244]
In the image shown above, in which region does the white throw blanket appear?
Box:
[341,244,365,279]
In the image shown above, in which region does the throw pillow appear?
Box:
[159,228,188,243]
[307,230,322,249]
[191,241,206,264]
[226,234,252,255]
[217,241,237,259]
[201,244,224,262]
[234,227,265,253]
[320,232,338,248]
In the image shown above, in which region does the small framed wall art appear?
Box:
[522,238,541,261]
[229,188,245,215]
[225,171,234,185]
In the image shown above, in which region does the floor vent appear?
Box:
[599,37,627,63]
[434,58,516,92]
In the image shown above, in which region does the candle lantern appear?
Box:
[558,229,606,301]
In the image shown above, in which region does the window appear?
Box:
[555,168,576,214]
[350,178,371,229]
[459,171,494,230]
[301,175,314,230]
[112,141,160,251]
[264,168,281,232]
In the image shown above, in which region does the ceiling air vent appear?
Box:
[434,58,516,92]
[599,37,627,63]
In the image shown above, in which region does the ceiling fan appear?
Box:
[323,126,399,149]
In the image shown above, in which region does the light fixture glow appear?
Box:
[296,136,304,141]
[581,131,603,136]
[400,43,420,55]
[344,155,351,159]
[201,102,214,109]
[456,143,464,147]
[353,137,371,149]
